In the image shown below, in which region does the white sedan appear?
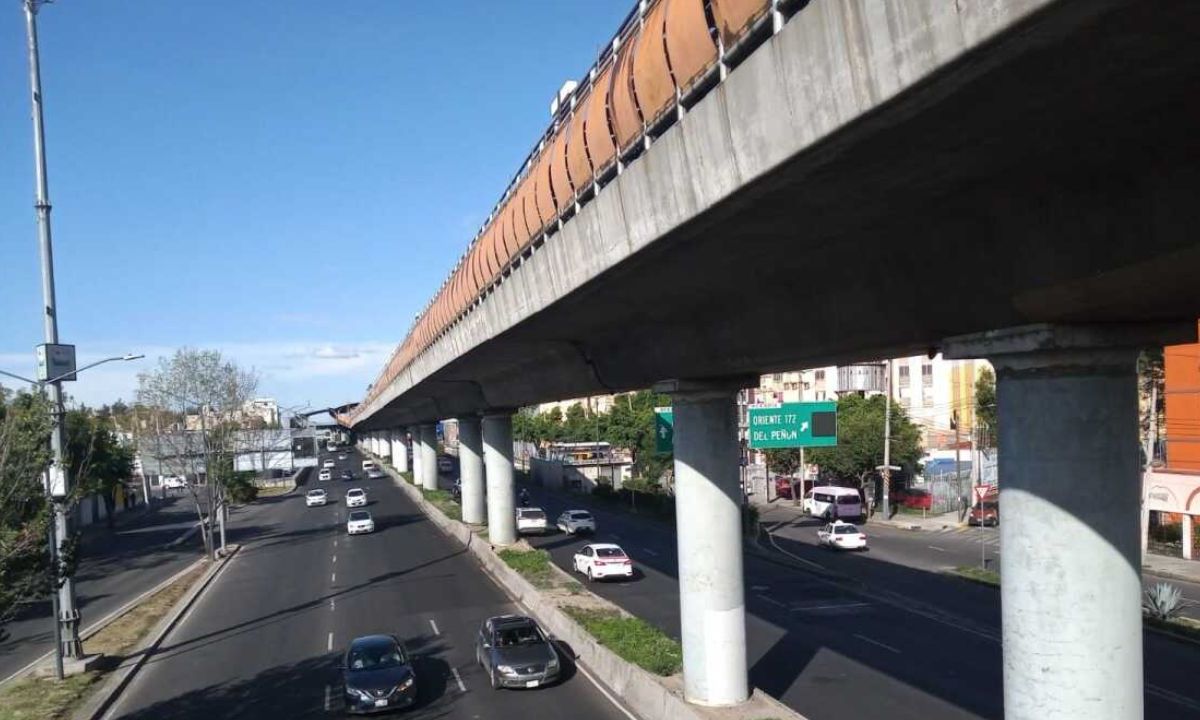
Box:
[318,469,332,482]
[346,488,367,508]
[305,489,328,507]
[556,510,596,535]
[346,510,375,535]
[573,543,633,582]
[516,507,548,535]
[817,521,868,551]
[323,459,336,469]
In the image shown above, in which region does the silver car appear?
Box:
[475,615,560,690]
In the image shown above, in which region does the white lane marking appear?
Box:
[574,658,639,720]
[429,618,440,635]
[334,539,338,547]
[854,633,900,654]
[332,555,337,563]
[757,594,786,608]
[641,548,659,557]
[327,632,334,651]
[792,602,871,612]
[1148,683,1200,712]
[451,666,466,692]
[751,585,769,592]
[331,572,336,584]
[324,684,332,710]
[928,546,946,552]
[762,525,827,570]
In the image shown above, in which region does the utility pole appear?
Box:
[954,410,965,521]
[23,0,82,675]
[881,360,892,519]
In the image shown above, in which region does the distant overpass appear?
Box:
[346,0,1200,716]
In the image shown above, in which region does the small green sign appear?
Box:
[654,406,674,454]
[748,401,838,449]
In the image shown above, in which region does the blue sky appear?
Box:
[0,0,630,411]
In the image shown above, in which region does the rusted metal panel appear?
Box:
[565,97,593,191]
[585,63,618,172]
[664,0,718,91]
[485,217,505,279]
[632,0,675,125]
[533,153,556,231]
[609,32,643,151]
[548,129,574,213]
[498,203,516,266]
[516,180,538,250]
[711,0,768,47]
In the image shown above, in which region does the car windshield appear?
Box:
[834,525,860,534]
[495,623,544,647]
[308,490,324,497]
[596,547,626,558]
[347,641,406,670]
[349,511,370,521]
[348,490,363,496]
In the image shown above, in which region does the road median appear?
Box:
[368,450,803,720]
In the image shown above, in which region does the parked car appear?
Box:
[346,488,367,508]
[323,459,336,469]
[437,456,454,473]
[342,634,417,714]
[162,476,188,490]
[899,487,933,511]
[305,489,328,507]
[475,615,560,690]
[346,510,375,535]
[319,469,332,482]
[572,543,633,581]
[516,507,548,535]
[817,521,868,551]
[556,510,595,535]
[969,500,1000,526]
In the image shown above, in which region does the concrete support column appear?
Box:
[483,412,517,546]
[658,380,748,707]
[1184,514,1195,561]
[391,430,409,474]
[945,324,1195,720]
[458,416,486,525]
[419,423,438,491]
[409,426,422,485]
[378,430,390,460]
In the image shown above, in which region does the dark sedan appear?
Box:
[342,635,417,714]
[475,615,560,689]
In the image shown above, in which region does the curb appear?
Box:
[1144,566,1200,585]
[370,453,805,720]
[71,544,241,720]
[165,521,202,549]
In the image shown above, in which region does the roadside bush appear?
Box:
[562,607,682,676]
[1144,582,1187,621]
[592,483,616,501]
[497,548,554,589]
[225,474,258,503]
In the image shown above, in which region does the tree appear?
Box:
[975,366,997,449]
[64,409,136,528]
[136,348,258,559]
[0,391,54,641]
[1139,349,1165,463]
[805,393,922,483]
[764,448,802,476]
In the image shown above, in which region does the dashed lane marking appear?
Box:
[854,633,900,654]
[430,619,440,636]
[451,667,466,692]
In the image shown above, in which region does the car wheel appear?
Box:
[587,567,595,583]
[490,669,500,690]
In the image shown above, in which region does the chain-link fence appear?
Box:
[922,471,971,515]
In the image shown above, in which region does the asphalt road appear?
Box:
[0,493,214,683]
[514,481,1200,720]
[105,449,633,720]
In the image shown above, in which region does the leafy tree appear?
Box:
[1138,349,1165,463]
[0,391,54,641]
[764,448,802,475]
[563,402,590,441]
[975,366,997,449]
[805,393,922,482]
[64,409,136,528]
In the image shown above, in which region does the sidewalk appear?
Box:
[1144,552,1200,584]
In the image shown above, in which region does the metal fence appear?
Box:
[922,472,971,515]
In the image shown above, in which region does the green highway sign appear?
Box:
[654,406,674,454]
[748,401,838,449]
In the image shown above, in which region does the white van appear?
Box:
[361,460,376,472]
[803,486,863,521]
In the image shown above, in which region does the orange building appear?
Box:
[1165,330,1200,471]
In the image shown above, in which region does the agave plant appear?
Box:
[1143,582,1186,621]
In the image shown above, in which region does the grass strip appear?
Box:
[0,564,206,720]
[497,548,555,589]
[949,565,1000,586]
[255,484,294,498]
[420,488,461,521]
[562,606,682,676]
[1145,615,1200,644]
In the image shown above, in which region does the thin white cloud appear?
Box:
[313,345,360,360]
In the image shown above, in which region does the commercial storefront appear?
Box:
[1142,470,1200,560]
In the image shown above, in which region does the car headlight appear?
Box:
[397,676,414,691]
[547,657,560,670]
[496,665,514,674]
[346,687,373,701]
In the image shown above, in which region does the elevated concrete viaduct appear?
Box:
[349,0,1200,714]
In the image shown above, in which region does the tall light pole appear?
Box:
[22,0,82,676]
